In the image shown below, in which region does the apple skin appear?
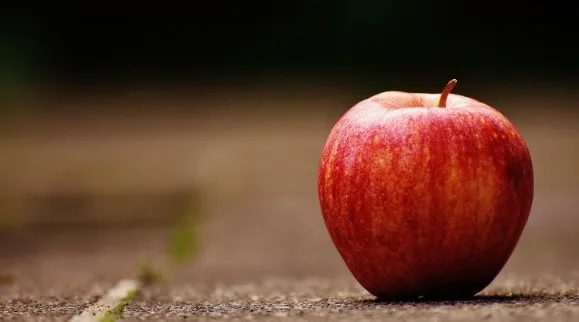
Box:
[317,84,534,300]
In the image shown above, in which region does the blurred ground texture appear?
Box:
[1,84,578,321]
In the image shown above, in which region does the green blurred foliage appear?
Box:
[0,14,48,85]
[135,188,205,286]
[168,190,204,265]
[0,13,49,120]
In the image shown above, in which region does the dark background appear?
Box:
[2,2,579,94]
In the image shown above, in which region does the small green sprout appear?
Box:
[133,188,205,285]
[98,289,140,322]
[168,189,204,265]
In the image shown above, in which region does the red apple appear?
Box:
[317,79,534,300]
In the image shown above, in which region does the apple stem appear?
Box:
[437,79,458,108]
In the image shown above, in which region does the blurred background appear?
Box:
[0,3,578,289]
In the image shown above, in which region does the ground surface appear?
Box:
[2,229,579,321]
[1,86,579,321]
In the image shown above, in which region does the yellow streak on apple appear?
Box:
[325,134,343,203]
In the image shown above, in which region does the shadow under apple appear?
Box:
[364,291,579,306]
